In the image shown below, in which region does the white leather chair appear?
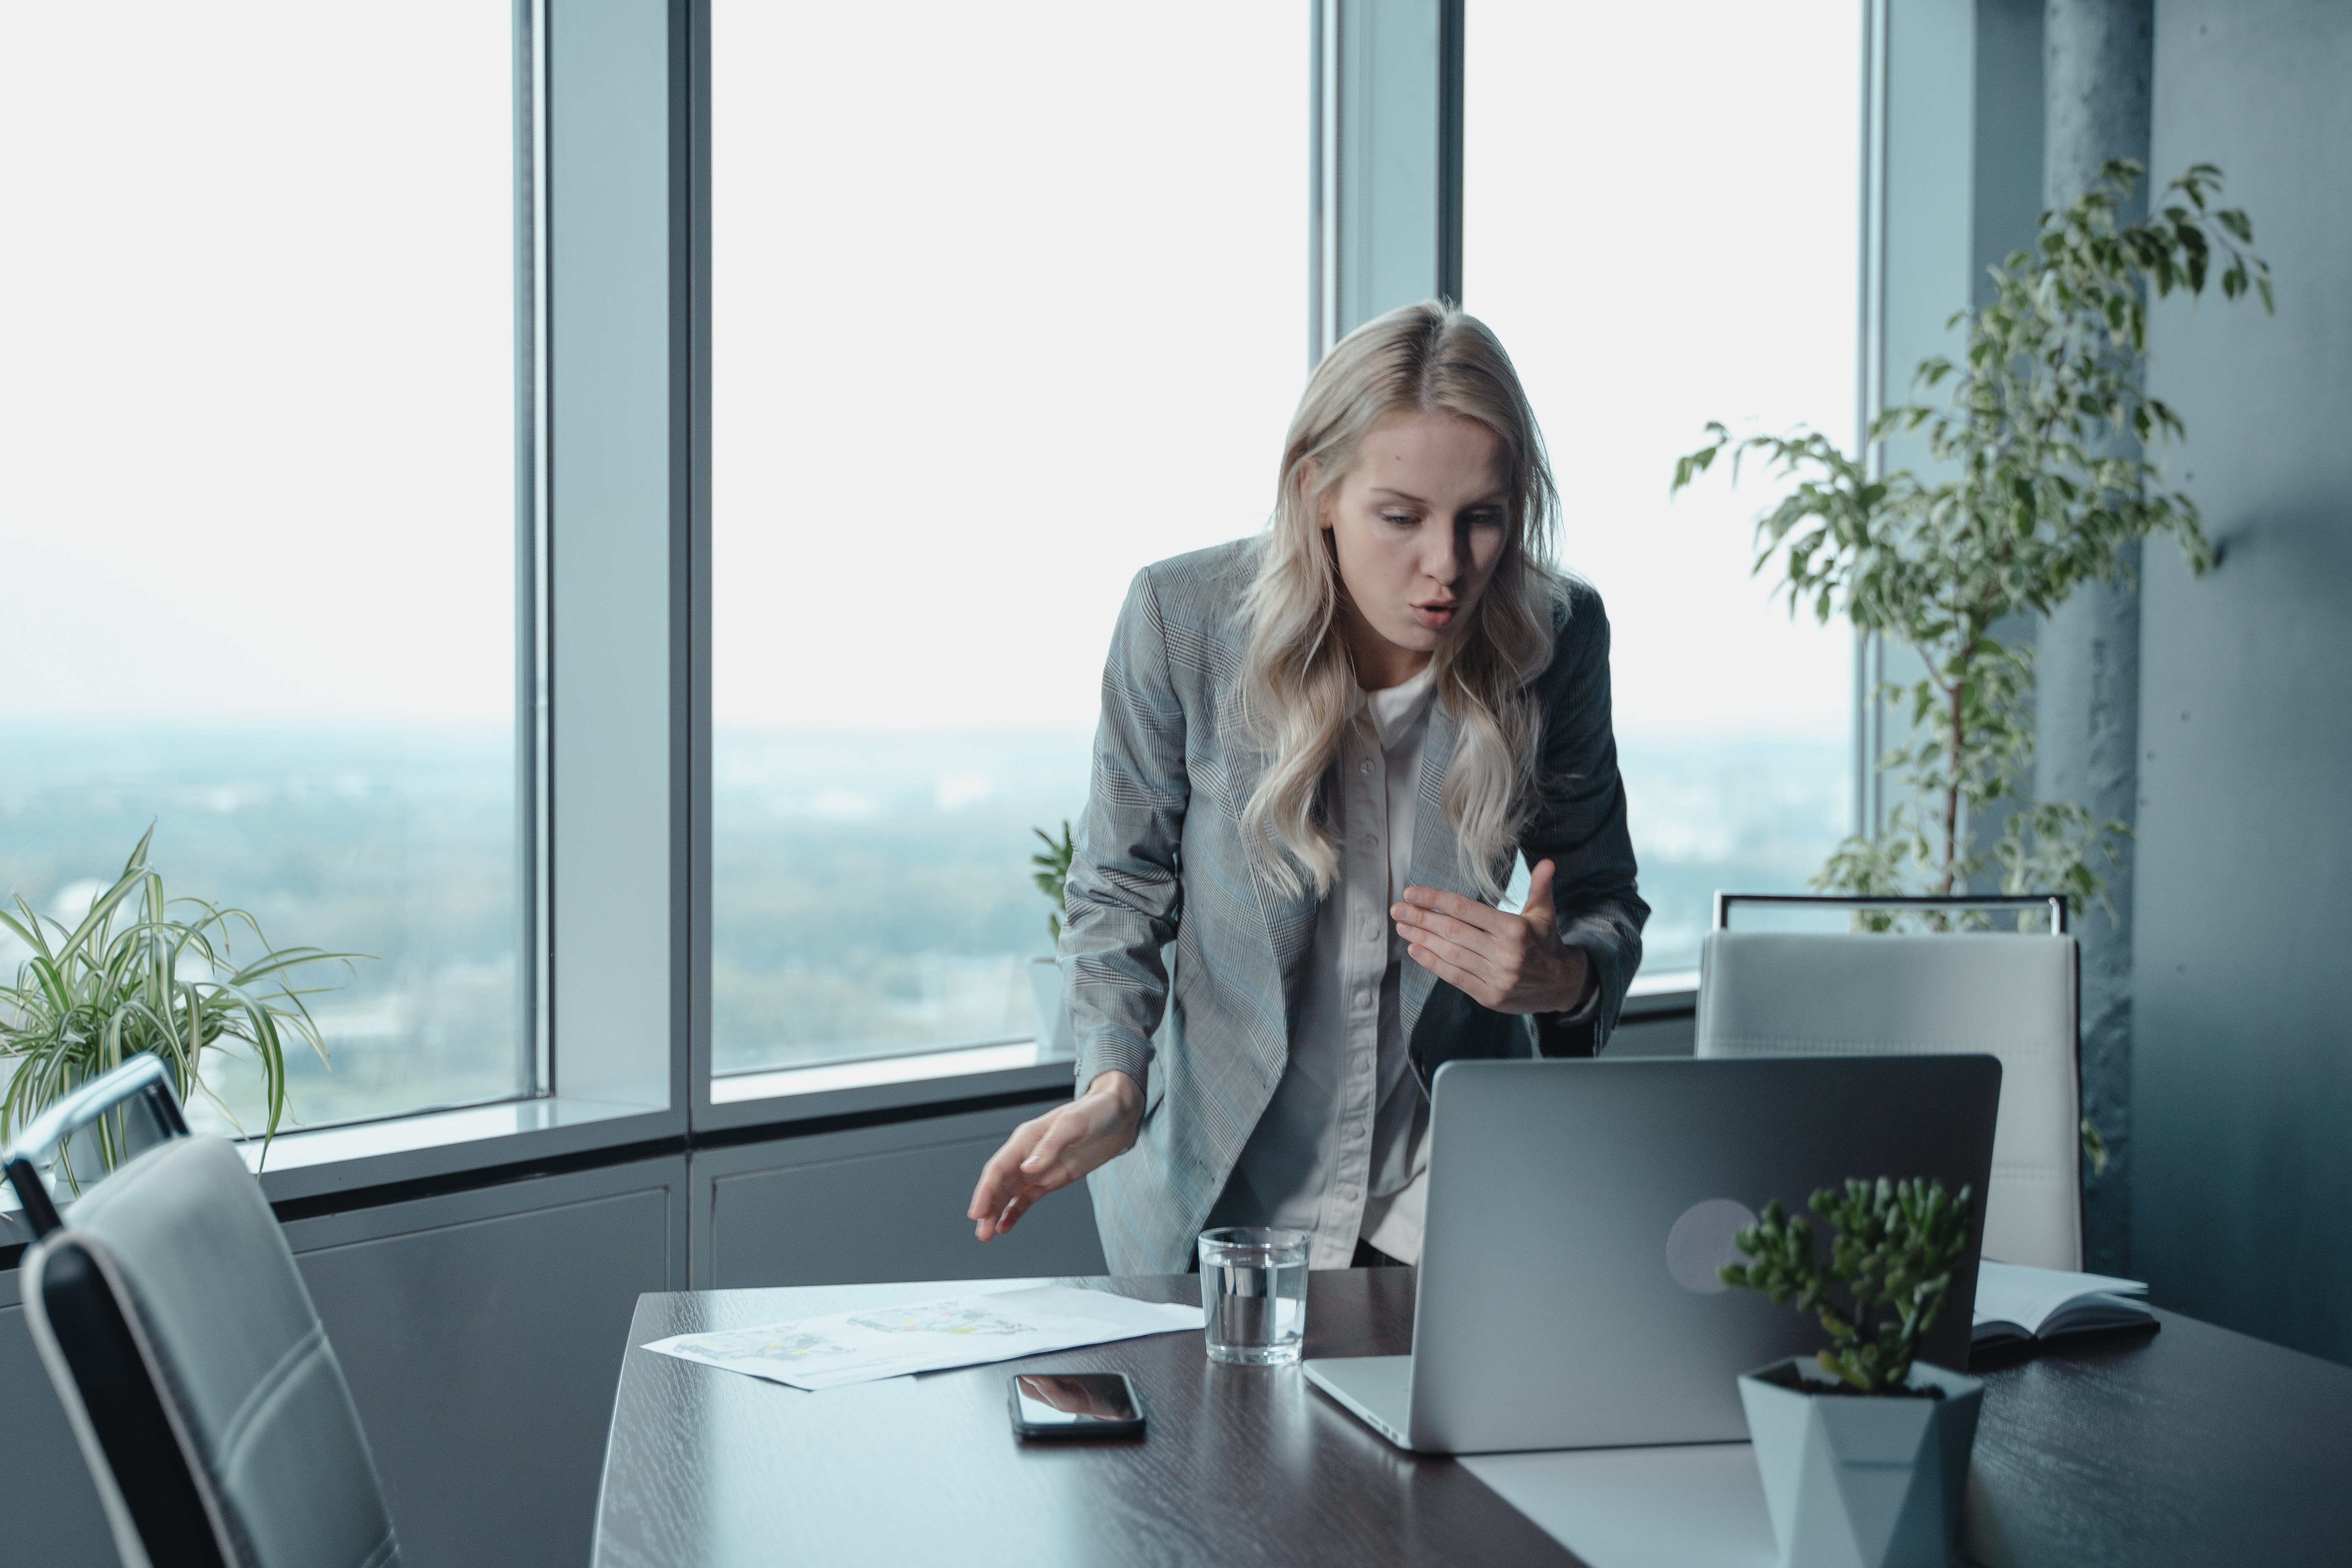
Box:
[3,1055,401,1568]
[1695,894,2083,1271]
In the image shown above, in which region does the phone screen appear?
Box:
[1010,1372,1142,1432]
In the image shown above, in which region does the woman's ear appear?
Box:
[1289,456,1326,531]
[1299,459,1332,532]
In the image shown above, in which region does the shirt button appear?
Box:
[1358,760,1373,775]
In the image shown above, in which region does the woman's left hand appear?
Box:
[1392,858,1593,1015]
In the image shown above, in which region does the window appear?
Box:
[2,2,1863,1157]
[711,3,1309,1079]
[0,3,525,1131]
[1465,0,1861,973]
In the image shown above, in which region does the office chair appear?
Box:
[1695,893,2083,1271]
[3,1054,401,1568]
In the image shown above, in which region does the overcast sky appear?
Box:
[1469,0,1860,743]
[0,1,513,726]
[2,1,1856,745]
[714,0,1857,742]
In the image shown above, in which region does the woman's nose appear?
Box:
[1425,520,1468,584]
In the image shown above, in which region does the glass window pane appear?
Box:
[714,3,1308,1075]
[1466,0,1861,973]
[0,3,522,1132]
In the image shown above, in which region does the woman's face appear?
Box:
[1319,410,1509,685]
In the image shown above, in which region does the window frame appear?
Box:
[0,0,1790,1239]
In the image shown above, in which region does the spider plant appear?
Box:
[0,828,361,1179]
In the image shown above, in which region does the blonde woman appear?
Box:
[967,301,1647,1275]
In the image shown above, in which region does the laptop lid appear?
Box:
[1405,1055,2001,1454]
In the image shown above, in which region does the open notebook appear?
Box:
[1972,1260,2156,1350]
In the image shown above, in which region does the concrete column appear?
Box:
[2036,0,2151,1274]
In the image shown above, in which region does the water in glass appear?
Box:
[1198,1227,1309,1366]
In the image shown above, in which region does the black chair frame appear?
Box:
[5,1055,232,1568]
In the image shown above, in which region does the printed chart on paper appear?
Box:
[643,1284,1202,1391]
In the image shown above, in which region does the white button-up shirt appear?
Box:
[1209,664,1439,1268]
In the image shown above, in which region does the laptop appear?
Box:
[1303,1055,2001,1454]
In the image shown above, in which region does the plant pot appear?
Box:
[1028,957,1074,1058]
[1737,1356,1983,1568]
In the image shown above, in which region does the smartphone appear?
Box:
[1007,1371,1148,1440]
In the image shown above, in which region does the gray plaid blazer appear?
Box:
[1064,540,1648,1274]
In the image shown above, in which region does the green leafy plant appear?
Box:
[0,829,360,1175]
[1672,160,2271,923]
[1720,1177,1975,1395]
[1030,821,1075,947]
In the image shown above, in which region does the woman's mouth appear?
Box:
[1411,602,1457,631]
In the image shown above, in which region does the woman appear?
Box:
[967,301,1647,1275]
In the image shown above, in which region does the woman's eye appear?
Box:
[1382,512,1418,527]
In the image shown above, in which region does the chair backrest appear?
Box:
[1696,926,2082,1271]
[6,1059,400,1568]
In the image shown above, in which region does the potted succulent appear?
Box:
[1026,822,1075,1057]
[1720,1177,1981,1568]
[0,829,356,1182]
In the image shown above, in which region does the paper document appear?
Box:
[643,1284,1201,1391]
[1972,1260,2154,1348]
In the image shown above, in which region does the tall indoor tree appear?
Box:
[1675,160,2271,924]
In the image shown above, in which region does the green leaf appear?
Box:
[1674,159,2265,927]
[0,833,366,1165]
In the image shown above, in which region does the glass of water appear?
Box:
[1198,1227,1309,1365]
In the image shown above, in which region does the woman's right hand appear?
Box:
[968,1070,1144,1241]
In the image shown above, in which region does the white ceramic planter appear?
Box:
[1738,1356,1984,1568]
[1028,957,1074,1057]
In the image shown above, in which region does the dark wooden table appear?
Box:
[591,1270,2352,1568]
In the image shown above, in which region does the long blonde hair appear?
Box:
[1239,300,1565,901]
